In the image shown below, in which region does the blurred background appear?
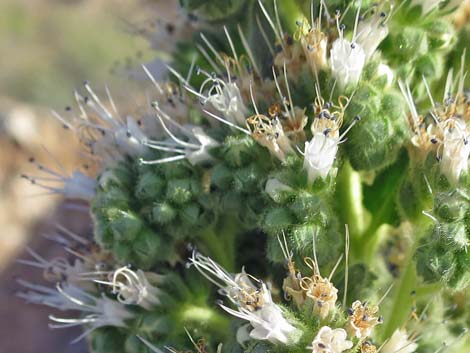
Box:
[1,1,469,353]
[0,1,171,352]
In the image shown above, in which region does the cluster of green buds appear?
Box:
[18,0,470,352]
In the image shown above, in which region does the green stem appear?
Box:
[199,216,239,272]
[380,219,431,340]
[335,161,367,257]
[180,304,231,339]
[278,0,305,33]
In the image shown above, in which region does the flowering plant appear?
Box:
[18,0,470,352]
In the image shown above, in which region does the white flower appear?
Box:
[377,63,394,87]
[330,38,366,88]
[303,132,339,183]
[441,123,470,184]
[94,266,163,310]
[356,11,389,60]
[201,79,248,127]
[17,281,134,343]
[265,178,293,202]
[141,120,219,166]
[141,100,219,166]
[22,159,96,201]
[114,116,148,156]
[308,326,353,353]
[220,289,298,345]
[17,247,89,285]
[189,252,299,345]
[381,329,418,353]
[304,98,359,183]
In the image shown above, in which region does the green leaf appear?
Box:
[363,150,409,230]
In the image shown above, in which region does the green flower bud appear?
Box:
[90,327,125,353]
[98,162,133,192]
[424,19,455,50]
[135,171,165,201]
[220,135,260,168]
[288,192,328,224]
[416,222,470,290]
[415,53,444,79]
[107,209,143,242]
[112,241,133,265]
[159,160,192,179]
[291,223,342,265]
[166,178,193,204]
[180,203,202,226]
[132,229,168,269]
[263,207,295,231]
[211,164,233,189]
[152,202,176,225]
[393,27,428,60]
[93,212,114,247]
[233,165,262,193]
[434,193,468,223]
[93,188,130,211]
[345,81,408,171]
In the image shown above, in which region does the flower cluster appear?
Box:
[16,0,470,352]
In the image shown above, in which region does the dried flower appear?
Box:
[361,341,377,353]
[399,64,470,184]
[346,300,383,338]
[301,273,338,320]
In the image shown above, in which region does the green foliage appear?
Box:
[21,1,470,352]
